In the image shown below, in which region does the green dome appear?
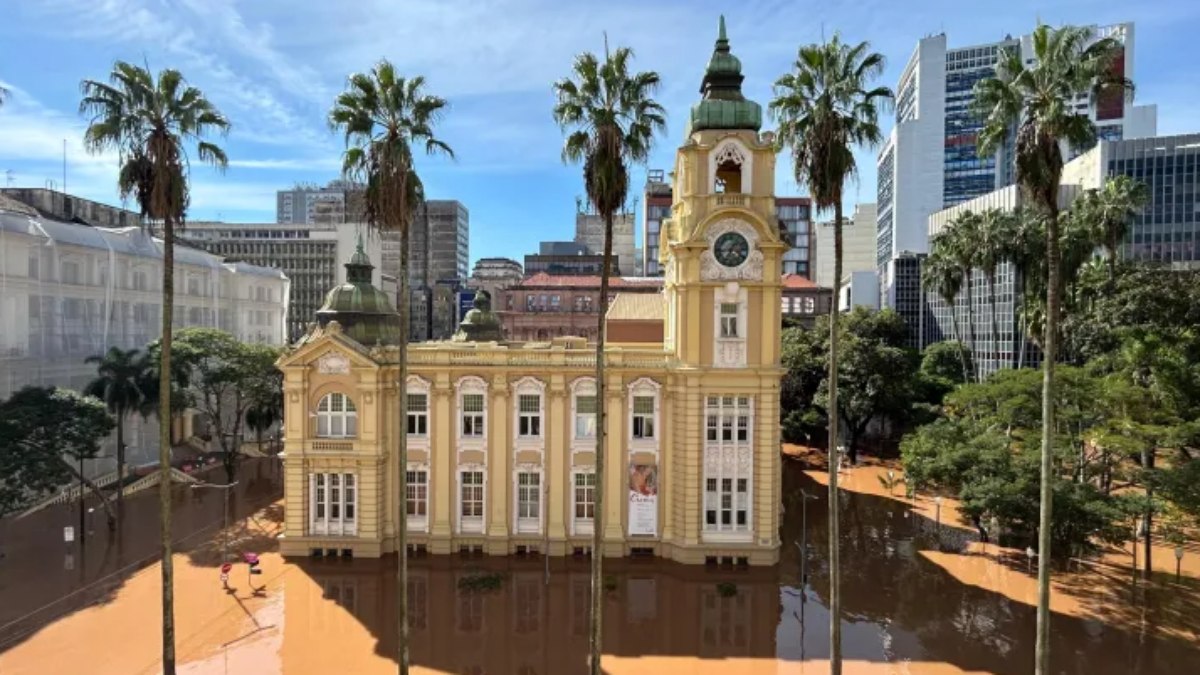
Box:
[686,15,763,136]
[315,235,404,346]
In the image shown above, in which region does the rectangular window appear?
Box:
[516,472,541,533]
[461,393,485,437]
[703,396,752,534]
[574,472,596,521]
[632,396,655,439]
[518,394,541,437]
[310,472,357,535]
[575,394,596,439]
[406,470,428,519]
[460,471,484,533]
[407,393,428,436]
[720,303,739,338]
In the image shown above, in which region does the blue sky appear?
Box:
[2,0,1198,267]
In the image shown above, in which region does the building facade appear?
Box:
[276,19,784,564]
[575,211,636,276]
[467,257,524,304]
[522,254,610,277]
[0,196,289,470]
[780,274,832,328]
[776,197,813,278]
[876,23,1157,318]
[643,171,674,276]
[497,274,664,342]
[813,203,877,288]
[277,181,361,224]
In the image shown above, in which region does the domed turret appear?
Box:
[315,234,404,346]
[686,15,763,136]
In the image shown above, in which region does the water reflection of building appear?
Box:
[288,557,778,673]
[277,18,785,566]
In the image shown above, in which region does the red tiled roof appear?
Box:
[518,273,664,289]
[781,274,819,289]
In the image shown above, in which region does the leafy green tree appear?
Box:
[329,60,453,675]
[83,346,148,514]
[80,62,229,674]
[920,341,972,390]
[246,389,283,455]
[552,37,665,675]
[974,26,1130,670]
[814,308,915,464]
[770,34,892,672]
[170,329,282,482]
[0,388,116,523]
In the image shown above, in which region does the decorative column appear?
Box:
[603,373,624,554]
[680,376,702,548]
[659,383,674,543]
[547,375,568,551]
[488,374,510,547]
[430,376,454,553]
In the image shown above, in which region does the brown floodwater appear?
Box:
[1,456,1197,674]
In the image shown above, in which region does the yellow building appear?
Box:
[277,18,785,565]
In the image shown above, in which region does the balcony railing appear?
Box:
[310,439,355,452]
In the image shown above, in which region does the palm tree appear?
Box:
[83,346,147,514]
[329,61,452,675]
[1077,175,1148,280]
[974,24,1131,674]
[553,39,665,675]
[245,391,282,455]
[770,34,892,674]
[944,211,984,381]
[1004,208,1045,369]
[923,246,970,383]
[976,209,1017,371]
[80,61,229,675]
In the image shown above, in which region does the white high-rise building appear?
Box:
[814,203,878,288]
[876,22,1157,329]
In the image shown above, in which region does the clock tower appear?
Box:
[657,15,783,561]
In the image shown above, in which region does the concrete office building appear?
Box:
[467,257,524,303]
[276,180,362,224]
[777,197,814,278]
[643,170,674,276]
[575,210,636,276]
[925,133,1200,377]
[814,203,878,288]
[876,22,1157,333]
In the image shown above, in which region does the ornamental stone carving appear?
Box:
[714,340,747,369]
[317,351,351,375]
[700,218,764,281]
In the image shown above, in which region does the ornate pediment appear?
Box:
[317,350,351,375]
[699,218,764,282]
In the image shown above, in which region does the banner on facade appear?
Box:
[628,463,658,536]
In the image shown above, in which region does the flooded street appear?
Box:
[1,455,1197,674]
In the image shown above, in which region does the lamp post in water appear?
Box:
[190,480,239,565]
[1175,545,1185,583]
[795,489,820,591]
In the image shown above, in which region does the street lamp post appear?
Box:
[1025,546,1035,574]
[190,480,239,565]
[795,489,820,592]
[1175,545,1185,583]
[934,496,943,545]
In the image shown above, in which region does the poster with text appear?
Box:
[628,463,658,536]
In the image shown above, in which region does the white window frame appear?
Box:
[571,377,597,442]
[511,377,546,449]
[406,464,429,533]
[627,378,662,452]
[315,392,357,438]
[457,467,486,534]
[456,376,488,450]
[702,395,754,542]
[309,471,357,536]
[719,302,739,338]
[713,283,748,369]
[571,470,596,536]
[406,375,431,441]
[513,466,543,535]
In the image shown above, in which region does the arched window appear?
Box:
[316,392,357,438]
[710,140,752,194]
[571,377,597,440]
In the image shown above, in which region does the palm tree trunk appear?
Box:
[948,297,968,384]
[1142,446,1154,580]
[158,215,177,675]
[397,199,411,675]
[116,412,125,516]
[1034,205,1060,675]
[963,269,978,382]
[589,209,612,675]
[1016,273,1028,370]
[828,200,843,675]
[988,273,1000,373]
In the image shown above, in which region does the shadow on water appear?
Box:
[0,457,283,654]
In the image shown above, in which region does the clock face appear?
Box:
[714,232,750,268]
